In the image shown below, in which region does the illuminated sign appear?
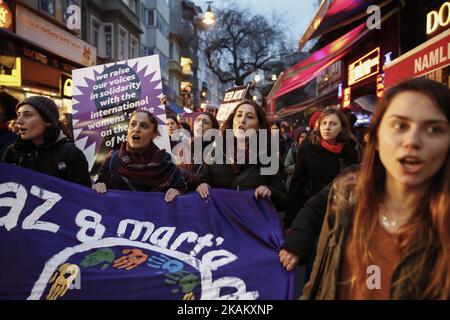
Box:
[376,74,384,98]
[348,47,380,86]
[0,1,12,30]
[384,52,393,67]
[0,57,22,87]
[337,82,343,99]
[60,75,72,99]
[342,87,351,108]
[427,2,450,35]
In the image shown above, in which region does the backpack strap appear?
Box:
[108,150,120,173]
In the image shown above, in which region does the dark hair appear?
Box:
[221,100,269,134]
[0,92,18,122]
[166,115,180,125]
[311,108,350,145]
[353,77,450,298]
[196,112,219,130]
[220,100,272,161]
[130,110,160,136]
[180,122,191,133]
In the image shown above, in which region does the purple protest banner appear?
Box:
[0,164,295,300]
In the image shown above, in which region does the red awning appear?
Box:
[384,29,450,88]
[270,22,370,100]
[299,0,391,49]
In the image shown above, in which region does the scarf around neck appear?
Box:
[321,139,344,154]
[115,141,185,192]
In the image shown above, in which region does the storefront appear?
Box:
[0,2,96,115]
[267,0,399,123]
[384,2,450,88]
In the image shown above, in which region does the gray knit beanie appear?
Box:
[16,96,59,125]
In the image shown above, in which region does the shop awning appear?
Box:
[384,29,450,88]
[276,91,336,118]
[299,0,392,49]
[270,22,370,100]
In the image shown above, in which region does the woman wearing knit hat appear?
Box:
[2,95,91,187]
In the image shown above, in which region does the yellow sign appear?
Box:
[427,2,450,35]
[0,57,22,87]
[0,1,12,29]
[343,87,351,108]
[348,47,380,86]
[63,78,73,98]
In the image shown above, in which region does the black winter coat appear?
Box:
[2,135,91,187]
[284,142,358,228]
[201,160,287,212]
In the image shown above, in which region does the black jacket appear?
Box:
[284,142,358,228]
[2,135,91,187]
[282,164,361,262]
[201,159,287,212]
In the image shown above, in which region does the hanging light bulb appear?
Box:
[203,2,216,26]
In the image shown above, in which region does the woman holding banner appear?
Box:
[92,110,186,202]
[302,78,450,299]
[178,112,220,191]
[196,100,286,212]
[2,95,91,187]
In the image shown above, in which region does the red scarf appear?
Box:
[321,140,344,154]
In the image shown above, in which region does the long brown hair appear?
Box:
[352,78,450,299]
[310,108,350,145]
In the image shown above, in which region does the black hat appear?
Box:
[0,92,19,121]
[16,96,59,125]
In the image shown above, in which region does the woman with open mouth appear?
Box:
[2,95,91,187]
[302,77,450,300]
[92,110,186,202]
[177,112,220,191]
[195,100,286,212]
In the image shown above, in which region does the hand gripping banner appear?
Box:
[0,164,294,300]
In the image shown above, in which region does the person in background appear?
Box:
[2,95,91,187]
[0,92,18,159]
[303,78,450,299]
[284,126,309,190]
[92,110,185,202]
[284,108,359,284]
[178,112,219,191]
[60,112,74,142]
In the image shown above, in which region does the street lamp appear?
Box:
[203,1,216,26]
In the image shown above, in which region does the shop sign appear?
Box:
[376,74,384,98]
[0,1,12,30]
[0,57,21,87]
[384,29,450,88]
[15,4,96,66]
[342,87,351,108]
[427,2,450,35]
[61,75,72,99]
[348,47,380,86]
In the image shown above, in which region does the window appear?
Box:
[147,10,155,26]
[91,16,101,48]
[104,23,113,59]
[40,0,55,16]
[156,11,169,37]
[140,3,146,22]
[130,36,139,59]
[118,26,129,60]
